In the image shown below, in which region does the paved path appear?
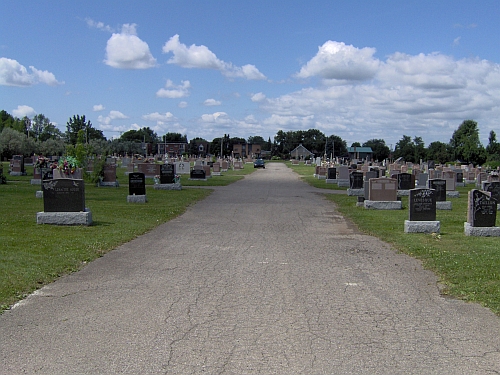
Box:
[1,163,500,374]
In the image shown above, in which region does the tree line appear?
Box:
[1,109,498,167]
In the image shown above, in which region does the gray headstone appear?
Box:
[467,189,497,227]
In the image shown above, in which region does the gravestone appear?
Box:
[427,179,446,201]
[443,171,456,191]
[337,166,350,187]
[417,173,428,188]
[221,161,229,171]
[482,182,500,210]
[213,162,221,176]
[190,169,206,180]
[127,172,147,203]
[10,155,25,176]
[137,163,160,177]
[456,171,464,187]
[100,163,118,187]
[405,188,439,233]
[465,189,500,236]
[0,164,5,184]
[397,173,413,190]
[327,167,337,180]
[350,172,363,189]
[160,164,175,184]
[365,178,401,209]
[174,161,190,175]
[37,179,92,225]
[128,172,146,195]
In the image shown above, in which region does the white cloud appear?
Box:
[453,36,461,46]
[85,18,115,33]
[256,48,500,146]
[162,34,266,80]
[200,112,231,123]
[93,104,105,111]
[156,80,191,98]
[178,101,188,108]
[97,110,128,125]
[12,105,36,118]
[296,41,379,81]
[251,92,266,102]
[142,112,175,125]
[0,58,63,86]
[104,24,156,69]
[204,98,221,106]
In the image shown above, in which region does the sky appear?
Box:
[1,0,500,149]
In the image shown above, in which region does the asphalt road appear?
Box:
[1,163,500,374]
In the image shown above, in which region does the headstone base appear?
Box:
[446,191,460,198]
[37,209,92,226]
[212,172,221,176]
[364,200,402,210]
[30,179,41,185]
[465,180,475,185]
[154,183,182,190]
[456,182,466,187]
[464,222,500,237]
[337,179,349,187]
[404,220,440,234]
[397,190,410,196]
[436,201,452,210]
[99,181,119,187]
[35,190,43,199]
[315,175,326,180]
[325,179,337,184]
[347,188,364,196]
[127,195,147,203]
[188,178,207,181]
[9,172,26,176]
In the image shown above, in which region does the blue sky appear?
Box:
[1,0,499,148]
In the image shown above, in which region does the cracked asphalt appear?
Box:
[1,162,500,374]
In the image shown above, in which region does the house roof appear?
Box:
[290,144,313,154]
[347,147,373,153]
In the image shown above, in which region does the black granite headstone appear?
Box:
[468,189,497,227]
[409,188,436,221]
[456,172,464,183]
[350,172,364,189]
[483,182,500,204]
[327,167,337,179]
[397,173,413,190]
[129,172,146,195]
[190,169,206,179]
[427,160,435,170]
[428,179,446,202]
[160,164,175,184]
[42,179,85,212]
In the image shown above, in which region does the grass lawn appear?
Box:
[0,162,253,311]
[289,162,500,315]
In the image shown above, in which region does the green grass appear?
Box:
[289,161,500,315]
[0,162,254,311]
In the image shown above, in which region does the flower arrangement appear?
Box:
[34,155,49,169]
[154,175,160,184]
[52,156,81,174]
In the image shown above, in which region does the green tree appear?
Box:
[326,135,347,158]
[351,142,361,147]
[0,127,26,158]
[449,120,486,164]
[426,141,451,164]
[362,139,390,161]
[393,135,415,162]
[66,115,105,145]
[162,132,187,143]
[486,130,500,162]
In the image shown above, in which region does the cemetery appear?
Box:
[2,156,500,317]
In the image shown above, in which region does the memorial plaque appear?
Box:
[468,189,497,227]
[327,167,337,179]
[160,164,175,184]
[174,161,190,175]
[428,179,446,202]
[397,173,413,190]
[190,169,206,179]
[129,172,146,195]
[42,179,85,212]
[409,189,436,221]
[350,172,364,189]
